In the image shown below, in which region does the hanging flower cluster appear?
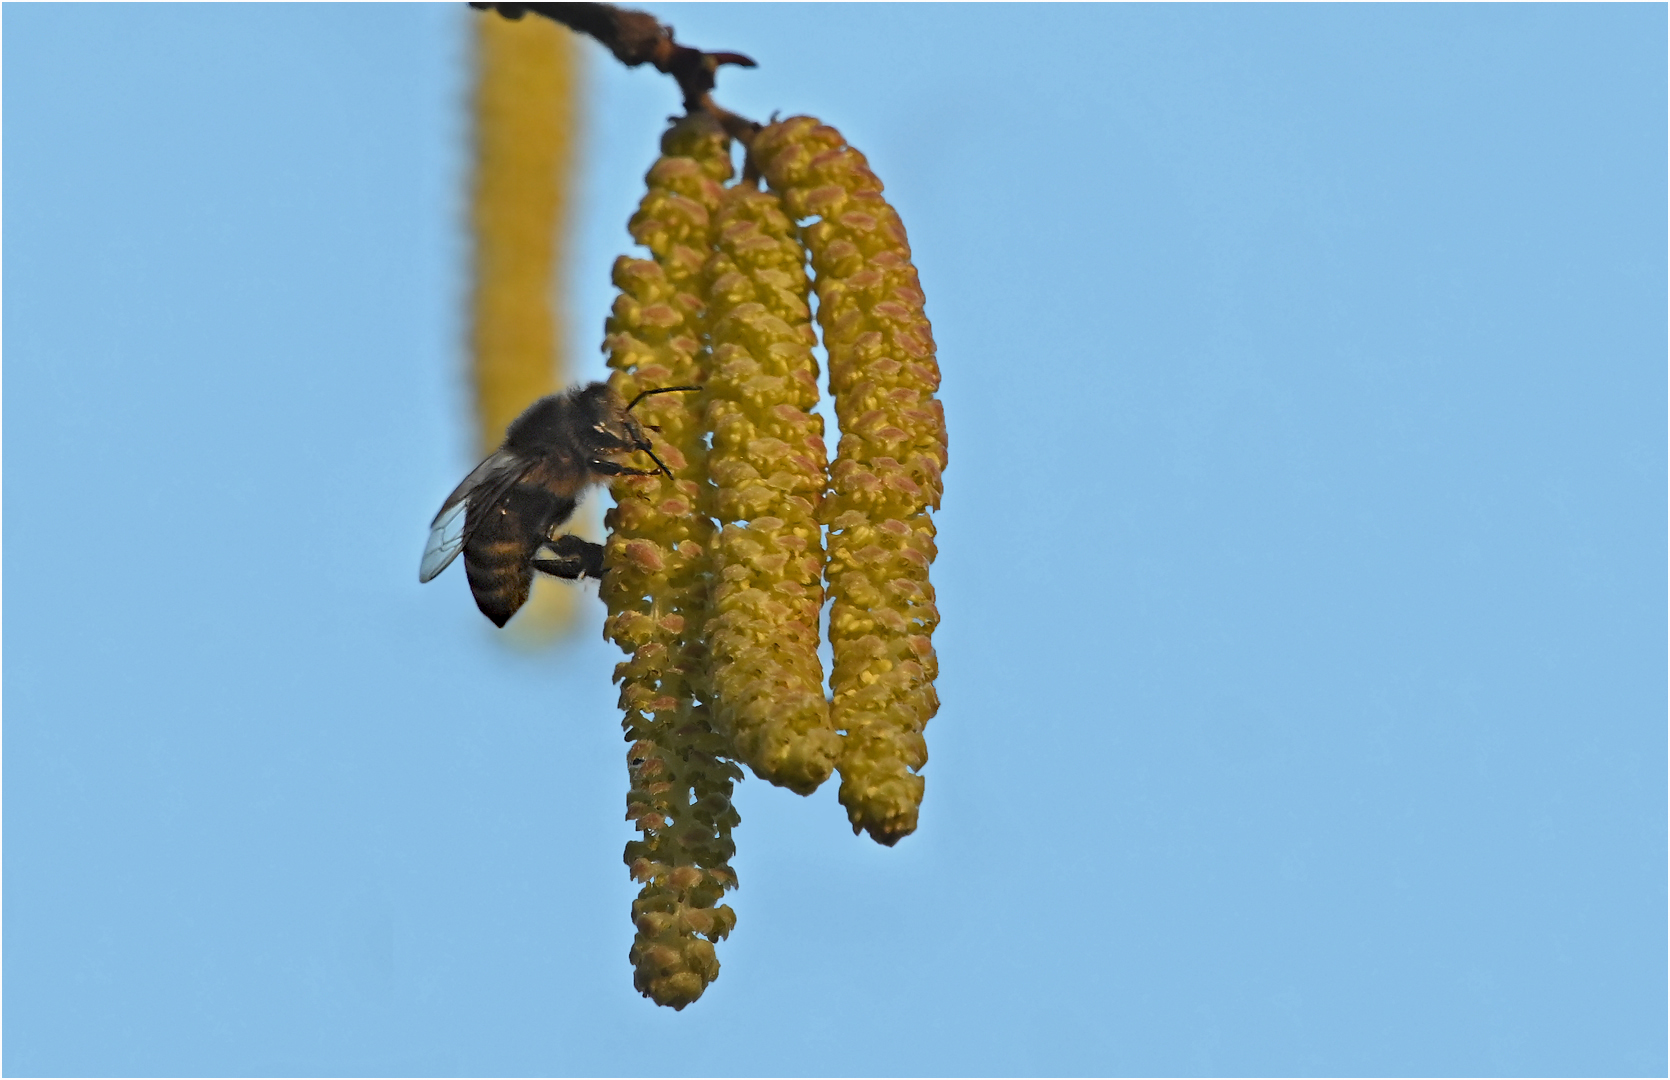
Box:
[702,180,840,796]
[460,2,946,1011]
[600,115,740,1011]
[597,112,945,1007]
[753,118,946,847]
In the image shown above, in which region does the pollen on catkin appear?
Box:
[753,117,947,847]
[601,112,740,1009]
[700,181,839,795]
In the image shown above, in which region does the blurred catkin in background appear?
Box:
[469,11,584,640]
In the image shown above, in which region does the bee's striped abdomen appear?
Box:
[464,482,578,627]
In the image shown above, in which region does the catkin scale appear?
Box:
[753,117,947,846]
[601,113,738,1009]
[701,183,839,794]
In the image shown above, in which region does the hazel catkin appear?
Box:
[601,113,739,1009]
[700,182,839,794]
[753,117,947,846]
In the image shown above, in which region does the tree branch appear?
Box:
[470,2,762,145]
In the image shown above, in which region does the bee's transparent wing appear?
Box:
[419,500,470,583]
[418,449,532,583]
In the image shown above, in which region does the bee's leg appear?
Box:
[530,534,606,580]
[589,460,662,477]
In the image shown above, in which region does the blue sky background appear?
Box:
[4,4,1664,1076]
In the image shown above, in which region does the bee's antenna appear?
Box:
[626,385,702,412]
[623,386,698,479]
[643,447,676,481]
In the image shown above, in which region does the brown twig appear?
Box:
[470,2,762,147]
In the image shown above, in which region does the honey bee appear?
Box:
[419,382,697,627]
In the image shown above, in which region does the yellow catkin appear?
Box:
[701,182,838,794]
[754,117,947,846]
[469,11,583,638]
[601,113,739,1009]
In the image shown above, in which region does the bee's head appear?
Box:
[574,382,700,479]
[571,383,644,453]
